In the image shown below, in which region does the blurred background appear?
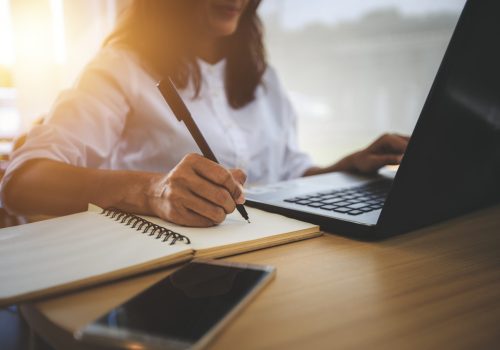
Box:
[0,0,466,165]
[260,0,466,164]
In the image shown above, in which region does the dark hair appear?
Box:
[104,0,266,109]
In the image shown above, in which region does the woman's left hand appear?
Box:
[305,133,410,177]
[345,133,410,174]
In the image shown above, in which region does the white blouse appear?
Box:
[5,47,313,186]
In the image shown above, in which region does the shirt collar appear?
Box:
[197,58,226,80]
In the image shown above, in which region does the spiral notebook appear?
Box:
[0,204,320,306]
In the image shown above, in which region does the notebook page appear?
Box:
[144,207,320,253]
[0,210,192,302]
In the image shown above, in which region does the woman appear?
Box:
[1,0,408,227]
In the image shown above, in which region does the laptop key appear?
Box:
[307,202,324,208]
[296,200,312,205]
[347,203,370,209]
[321,198,344,204]
[360,207,375,212]
[320,204,339,210]
[332,207,351,213]
[320,194,337,200]
[347,210,363,215]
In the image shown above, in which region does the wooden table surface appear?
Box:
[21,205,500,350]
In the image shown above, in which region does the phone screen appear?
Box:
[77,260,273,349]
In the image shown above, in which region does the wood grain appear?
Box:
[21,205,500,350]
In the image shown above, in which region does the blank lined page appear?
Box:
[144,207,320,254]
[0,210,192,302]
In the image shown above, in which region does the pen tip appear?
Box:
[247,220,251,224]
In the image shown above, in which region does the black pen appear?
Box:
[157,78,250,223]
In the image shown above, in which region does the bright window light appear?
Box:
[50,0,66,64]
[0,0,15,65]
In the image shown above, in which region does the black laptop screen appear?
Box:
[379,0,500,234]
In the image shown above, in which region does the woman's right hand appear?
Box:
[148,153,247,227]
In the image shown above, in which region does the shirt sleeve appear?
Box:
[2,48,132,185]
[270,70,315,180]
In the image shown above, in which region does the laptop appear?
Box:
[246,0,500,239]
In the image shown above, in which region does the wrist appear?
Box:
[94,170,162,215]
[143,172,168,214]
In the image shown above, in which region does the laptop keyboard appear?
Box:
[283,179,392,216]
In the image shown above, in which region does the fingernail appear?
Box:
[236,184,245,204]
[236,193,245,205]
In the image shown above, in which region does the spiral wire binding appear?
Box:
[101,208,191,245]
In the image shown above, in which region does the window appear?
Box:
[259,0,466,165]
[0,0,119,138]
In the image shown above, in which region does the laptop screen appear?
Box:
[378,0,500,234]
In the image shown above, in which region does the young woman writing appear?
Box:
[1,0,408,227]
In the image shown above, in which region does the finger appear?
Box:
[171,154,238,213]
[376,134,408,154]
[186,176,236,214]
[191,159,242,202]
[230,168,247,185]
[155,201,214,227]
[176,207,216,227]
[390,137,408,153]
[229,169,247,204]
[394,133,411,141]
[361,154,402,173]
[389,134,411,149]
[180,190,227,224]
[235,186,245,205]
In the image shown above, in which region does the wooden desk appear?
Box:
[21,206,500,350]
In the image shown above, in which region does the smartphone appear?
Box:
[74,259,276,350]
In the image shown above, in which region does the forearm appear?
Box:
[1,159,162,216]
